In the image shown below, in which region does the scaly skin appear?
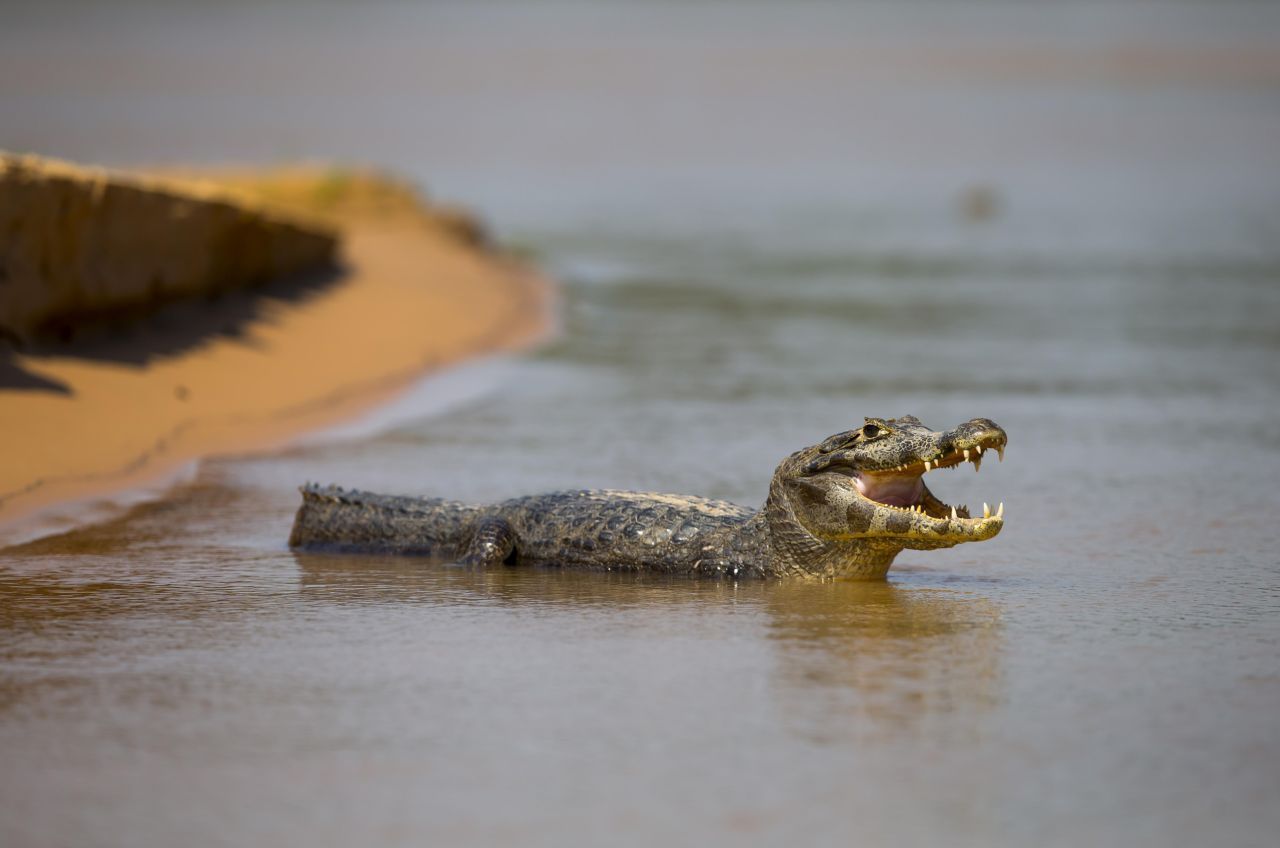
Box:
[289,416,1008,579]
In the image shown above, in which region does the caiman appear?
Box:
[289,416,1008,579]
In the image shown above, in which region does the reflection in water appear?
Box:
[293,549,743,609]
[293,552,1003,742]
[761,581,1002,742]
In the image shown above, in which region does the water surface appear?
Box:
[3,2,1280,846]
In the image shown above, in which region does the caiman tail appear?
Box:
[289,484,480,556]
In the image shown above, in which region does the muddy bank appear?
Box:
[0,153,337,344]
[0,162,552,538]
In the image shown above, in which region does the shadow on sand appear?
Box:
[0,262,346,395]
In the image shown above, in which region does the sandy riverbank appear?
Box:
[0,166,553,540]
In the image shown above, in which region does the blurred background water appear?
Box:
[2,2,1279,846]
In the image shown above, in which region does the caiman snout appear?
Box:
[946,419,1008,457]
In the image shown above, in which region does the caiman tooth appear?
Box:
[972,455,982,472]
[983,502,991,518]
[996,502,1004,518]
[923,460,933,471]
[997,446,1005,462]
[963,449,971,462]
[950,506,957,520]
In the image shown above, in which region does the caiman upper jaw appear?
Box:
[873,426,1007,475]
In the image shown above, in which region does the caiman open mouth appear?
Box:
[849,434,1006,522]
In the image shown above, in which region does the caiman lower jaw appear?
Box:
[852,470,1006,541]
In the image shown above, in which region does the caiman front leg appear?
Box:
[456,517,518,567]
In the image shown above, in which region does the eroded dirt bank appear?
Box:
[0,154,338,344]
[0,159,552,537]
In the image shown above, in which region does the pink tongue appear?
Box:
[854,472,924,507]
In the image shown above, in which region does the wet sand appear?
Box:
[0,167,552,537]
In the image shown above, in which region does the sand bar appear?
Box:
[0,165,552,539]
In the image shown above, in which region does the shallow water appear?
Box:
[3,2,1280,846]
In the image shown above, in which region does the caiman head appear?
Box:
[764,416,1008,579]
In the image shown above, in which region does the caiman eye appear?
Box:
[862,424,882,438]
